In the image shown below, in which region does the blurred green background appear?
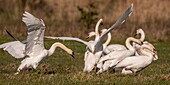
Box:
[0,0,169,42]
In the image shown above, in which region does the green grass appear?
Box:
[0,38,170,85]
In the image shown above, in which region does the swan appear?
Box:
[45,4,133,72]
[133,28,158,60]
[114,44,157,74]
[96,37,142,74]
[0,11,75,75]
[87,28,127,54]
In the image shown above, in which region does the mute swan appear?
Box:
[133,28,158,60]
[96,37,142,74]
[88,28,127,54]
[45,4,133,72]
[0,11,74,75]
[114,44,157,74]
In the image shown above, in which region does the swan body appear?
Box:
[115,44,157,74]
[97,37,142,74]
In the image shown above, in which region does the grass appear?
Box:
[0,38,169,85]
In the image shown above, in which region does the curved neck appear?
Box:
[103,32,111,47]
[139,30,145,41]
[95,19,103,40]
[125,37,141,50]
[48,42,72,56]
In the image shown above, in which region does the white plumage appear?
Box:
[115,44,157,74]
[45,4,133,72]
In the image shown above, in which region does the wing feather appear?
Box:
[95,4,133,51]
[22,11,46,55]
[0,41,25,58]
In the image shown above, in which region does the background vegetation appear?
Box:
[0,0,169,41]
[0,0,170,84]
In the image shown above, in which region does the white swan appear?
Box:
[133,28,158,60]
[45,4,133,72]
[88,28,127,54]
[0,11,74,75]
[96,37,142,74]
[114,44,157,74]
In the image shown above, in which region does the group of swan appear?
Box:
[95,28,158,74]
[0,3,158,75]
[45,4,133,72]
[0,11,74,75]
[46,3,158,74]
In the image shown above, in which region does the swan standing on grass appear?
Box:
[0,11,75,75]
[96,37,142,74]
[45,18,103,72]
[133,28,158,60]
[45,4,133,72]
[114,44,157,74]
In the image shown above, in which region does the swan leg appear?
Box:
[14,72,19,75]
[97,61,110,74]
[14,68,21,75]
[121,68,133,75]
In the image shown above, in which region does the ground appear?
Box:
[0,38,169,85]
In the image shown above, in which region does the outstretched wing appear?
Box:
[45,36,89,46]
[22,11,46,56]
[0,41,25,58]
[94,4,133,51]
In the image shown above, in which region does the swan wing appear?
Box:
[22,11,46,56]
[94,4,133,50]
[104,44,127,54]
[45,36,88,46]
[0,41,25,58]
[99,50,133,63]
[115,56,148,69]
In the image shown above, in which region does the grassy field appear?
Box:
[0,0,170,41]
[0,38,169,85]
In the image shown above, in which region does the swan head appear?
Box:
[67,49,75,58]
[87,31,96,38]
[135,28,144,36]
[101,29,107,34]
[143,41,158,60]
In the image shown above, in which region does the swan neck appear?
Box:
[125,37,140,50]
[103,32,111,47]
[95,19,102,40]
[139,30,145,41]
[48,42,71,56]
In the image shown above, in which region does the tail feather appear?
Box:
[5,30,19,41]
